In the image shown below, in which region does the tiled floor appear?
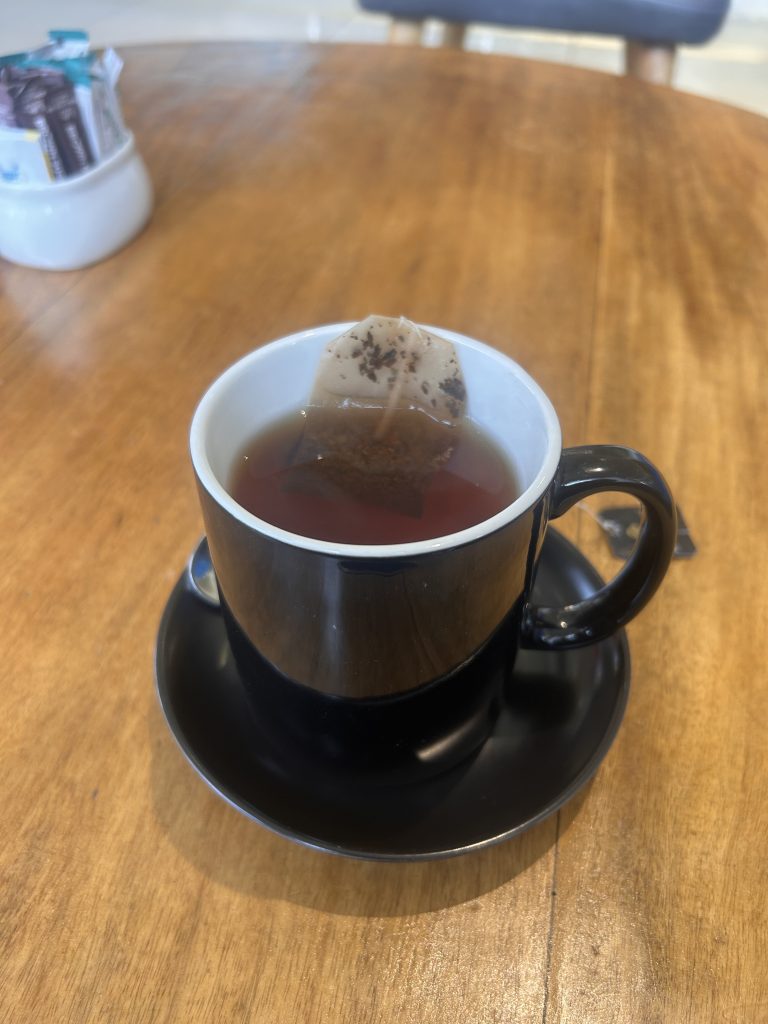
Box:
[3,0,767,116]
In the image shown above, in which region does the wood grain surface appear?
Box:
[1,43,766,1023]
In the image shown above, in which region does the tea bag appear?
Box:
[284,316,467,517]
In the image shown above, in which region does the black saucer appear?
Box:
[155,529,630,861]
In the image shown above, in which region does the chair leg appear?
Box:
[440,22,467,49]
[389,18,424,45]
[624,40,676,85]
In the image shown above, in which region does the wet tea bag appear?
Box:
[284,315,467,517]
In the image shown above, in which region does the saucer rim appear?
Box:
[155,528,630,861]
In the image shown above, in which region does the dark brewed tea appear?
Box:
[229,406,520,545]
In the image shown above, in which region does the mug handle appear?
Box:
[521,445,677,650]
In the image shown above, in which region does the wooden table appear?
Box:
[2,42,766,1023]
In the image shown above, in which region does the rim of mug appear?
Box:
[190,323,562,558]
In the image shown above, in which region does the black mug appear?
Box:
[191,325,676,779]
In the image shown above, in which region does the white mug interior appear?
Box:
[190,324,562,557]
